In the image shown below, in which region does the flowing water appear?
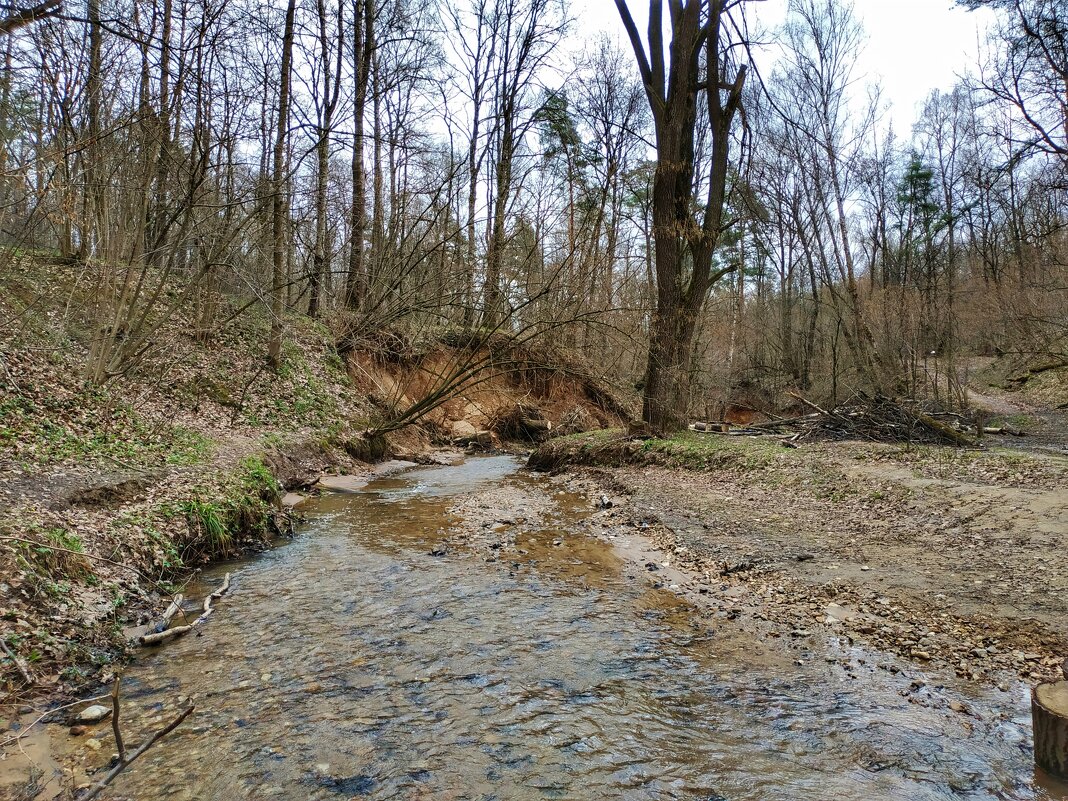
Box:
[5,456,1067,800]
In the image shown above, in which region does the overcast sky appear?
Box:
[576,0,997,137]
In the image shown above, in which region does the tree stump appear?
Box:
[1032,680,1068,778]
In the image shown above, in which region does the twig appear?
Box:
[0,534,188,605]
[1,639,33,686]
[110,677,125,763]
[0,535,133,574]
[79,704,195,800]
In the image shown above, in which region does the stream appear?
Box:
[5,455,1066,800]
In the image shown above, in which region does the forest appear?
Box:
[1,0,1068,799]
[0,0,1063,423]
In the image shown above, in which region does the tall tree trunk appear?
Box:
[345,0,372,310]
[146,0,172,265]
[616,0,746,431]
[81,0,102,264]
[370,51,384,299]
[464,97,482,329]
[309,0,342,319]
[482,113,513,329]
[267,0,297,368]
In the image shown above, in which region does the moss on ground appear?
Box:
[531,429,797,474]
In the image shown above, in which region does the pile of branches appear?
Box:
[744,393,979,447]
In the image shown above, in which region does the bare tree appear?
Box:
[345,0,374,310]
[267,0,298,367]
[614,0,748,430]
[307,0,344,319]
[966,0,1068,165]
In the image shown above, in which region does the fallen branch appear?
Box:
[138,574,230,646]
[787,391,830,416]
[149,594,184,633]
[1,639,34,686]
[79,679,194,801]
[111,677,126,762]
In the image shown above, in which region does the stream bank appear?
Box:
[3,455,1067,800]
[529,430,1068,688]
[2,263,624,706]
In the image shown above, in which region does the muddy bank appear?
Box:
[0,434,359,706]
[4,456,1067,800]
[530,431,1068,689]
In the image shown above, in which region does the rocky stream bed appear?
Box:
[1,454,1066,800]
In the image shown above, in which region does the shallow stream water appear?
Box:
[5,456,1066,800]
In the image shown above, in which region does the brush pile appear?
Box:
[696,394,980,447]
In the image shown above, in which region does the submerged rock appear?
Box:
[316,475,370,493]
[75,705,112,724]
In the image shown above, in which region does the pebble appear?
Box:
[75,705,112,724]
[84,738,102,751]
[69,725,87,736]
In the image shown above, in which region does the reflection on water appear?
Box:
[37,456,1067,799]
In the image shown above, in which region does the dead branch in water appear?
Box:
[149,594,185,633]
[111,677,125,763]
[78,678,194,801]
[138,574,231,646]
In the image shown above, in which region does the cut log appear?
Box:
[1032,680,1068,778]
[983,425,1027,437]
[692,422,730,433]
[453,430,492,448]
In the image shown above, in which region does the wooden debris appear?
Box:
[983,425,1026,437]
[138,574,230,646]
[78,677,194,800]
[693,421,730,433]
[148,594,185,634]
[692,393,982,447]
[1032,680,1068,779]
